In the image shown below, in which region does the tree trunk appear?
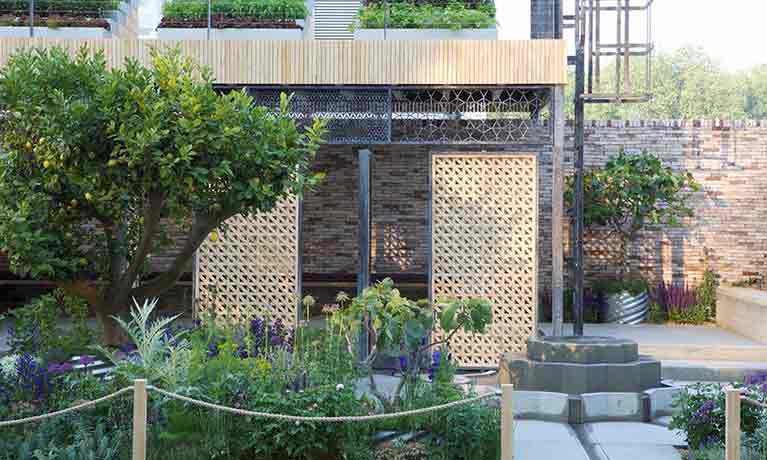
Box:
[94,300,128,346]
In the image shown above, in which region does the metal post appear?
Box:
[357,149,372,359]
[132,379,148,460]
[551,86,565,337]
[29,0,34,38]
[573,8,587,337]
[207,0,212,40]
[501,384,514,460]
[725,388,741,460]
[383,0,389,40]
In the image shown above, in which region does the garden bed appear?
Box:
[355,27,496,40]
[717,286,767,344]
[353,0,496,36]
[157,0,308,39]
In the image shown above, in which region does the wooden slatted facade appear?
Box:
[0,38,567,86]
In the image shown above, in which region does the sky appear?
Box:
[498,0,767,72]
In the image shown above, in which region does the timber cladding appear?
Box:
[430,154,538,368]
[0,38,567,85]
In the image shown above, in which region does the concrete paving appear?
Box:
[540,323,767,364]
[514,421,590,460]
[576,422,685,460]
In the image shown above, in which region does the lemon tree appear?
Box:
[0,46,324,344]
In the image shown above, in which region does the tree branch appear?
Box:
[117,191,165,293]
[129,209,232,300]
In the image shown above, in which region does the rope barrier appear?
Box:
[0,386,134,428]
[742,396,767,411]
[148,385,500,423]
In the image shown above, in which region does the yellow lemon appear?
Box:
[210,231,219,242]
[85,192,93,201]
[107,159,118,167]
[70,199,78,207]
[43,160,50,169]
[25,141,31,150]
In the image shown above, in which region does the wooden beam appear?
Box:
[0,38,568,86]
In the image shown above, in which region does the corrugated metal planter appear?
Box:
[604,290,650,325]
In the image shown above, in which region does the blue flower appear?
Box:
[398,356,408,371]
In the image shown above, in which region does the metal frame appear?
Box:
[217,85,554,146]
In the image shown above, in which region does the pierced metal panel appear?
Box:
[246,87,390,144]
[392,88,552,145]
[195,198,299,325]
[234,86,552,146]
[431,154,538,368]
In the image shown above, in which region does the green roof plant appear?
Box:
[162,0,308,22]
[354,0,496,31]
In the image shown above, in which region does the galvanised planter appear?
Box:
[603,290,650,325]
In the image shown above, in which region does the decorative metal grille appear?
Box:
[232,86,552,146]
[392,88,551,145]
[195,198,299,326]
[431,154,538,368]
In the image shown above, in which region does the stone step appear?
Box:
[641,344,767,362]
[661,360,767,382]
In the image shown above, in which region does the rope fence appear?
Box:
[0,379,517,460]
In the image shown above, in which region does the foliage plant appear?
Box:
[98,298,191,387]
[0,0,120,17]
[162,0,308,21]
[334,278,492,409]
[355,1,495,31]
[0,46,324,344]
[7,289,93,360]
[650,280,709,324]
[566,150,700,285]
[670,383,765,451]
[696,268,718,318]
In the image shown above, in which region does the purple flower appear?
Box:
[77,356,97,369]
[119,341,137,353]
[47,362,74,375]
[398,356,408,371]
[745,371,767,386]
[693,400,715,423]
[207,341,219,358]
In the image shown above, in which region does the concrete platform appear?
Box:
[514,420,590,460]
[540,323,767,362]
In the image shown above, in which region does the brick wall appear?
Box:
[304,121,767,294]
[551,120,767,289]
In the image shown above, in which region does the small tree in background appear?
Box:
[566,150,701,280]
[0,46,324,344]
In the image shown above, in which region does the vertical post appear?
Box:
[501,384,514,460]
[725,388,741,460]
[207,0,212,40]
[28,0,34,38]
[573,8,586,337]
[551,86,565,337]
[296,198,304,323]
[132,379,148,460]
[357,149,372,359]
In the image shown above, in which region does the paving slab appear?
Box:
[583,422,686,446]
[514,420,589,460]
[599,444,681,460]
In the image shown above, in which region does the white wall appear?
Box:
[496,0,531,40]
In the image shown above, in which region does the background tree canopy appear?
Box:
[566,46,767,120]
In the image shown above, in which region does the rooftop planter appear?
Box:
[353,0,497,41]
[157,0,308,40]
[0,0,132,38]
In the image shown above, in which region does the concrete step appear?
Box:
[642,344,767,362]
[661,360,767,382]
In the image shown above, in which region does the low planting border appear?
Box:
[0,379,516,460]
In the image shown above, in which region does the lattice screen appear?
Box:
[194,198,299,326]
[431,155,538,368]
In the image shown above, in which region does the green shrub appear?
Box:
[670,383,764,451]
[8,289,93,360]
[163,0,308,21]
[0,0,120,17]
[697,268,718,319]
[355,1,496,31]
[647,302,666,324]
[591,278,648,296]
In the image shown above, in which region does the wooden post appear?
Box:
[132,379,148,460]
[501,384,514,460]
[551,86,565,337]
[725,388,741,460]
